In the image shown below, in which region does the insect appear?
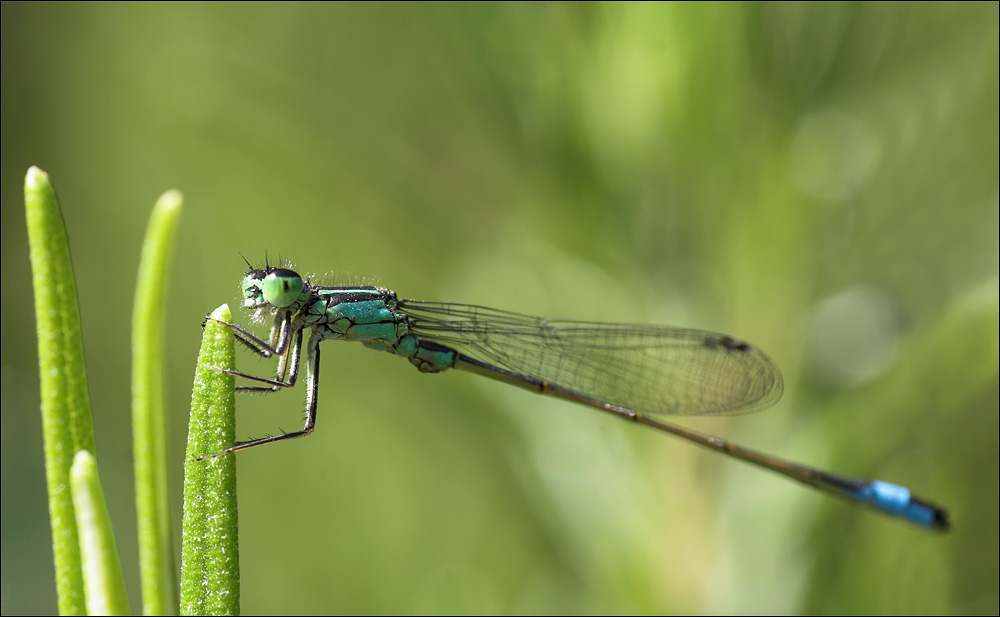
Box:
[201,258,949,531]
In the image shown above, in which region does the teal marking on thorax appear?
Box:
[328,300,394,325]
[313,292,407,347]
[346,322,398,342]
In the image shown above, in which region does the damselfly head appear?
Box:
[241,267,306,313]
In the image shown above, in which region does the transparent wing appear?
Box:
[400,300,783,417]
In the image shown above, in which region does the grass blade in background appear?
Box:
[71,450,131,615]
[132,190,183,616]
[25,166,97,616]
[181,304,240,616]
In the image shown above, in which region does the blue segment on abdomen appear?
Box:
[857,480,936,528]
[403,339,457,373]
[394,334,419,357]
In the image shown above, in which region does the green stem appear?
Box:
[181,305,241,616]
[71,450,132,616]
[25,166,96,616]
[132,191,183,615]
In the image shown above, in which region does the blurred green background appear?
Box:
[2,3,997,614]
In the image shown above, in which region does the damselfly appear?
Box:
[201,259,950,531]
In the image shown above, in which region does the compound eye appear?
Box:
[260,269,303,308]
